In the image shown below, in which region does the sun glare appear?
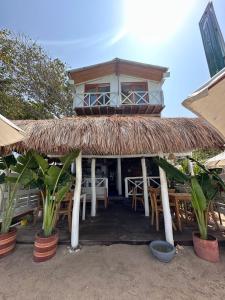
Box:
[123,0,196,44]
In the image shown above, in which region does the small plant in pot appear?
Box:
[155,157,225,263]
[0,152,37,258]
[32,150,78,262]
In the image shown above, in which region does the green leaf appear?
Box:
[55,185,69,203]
[154,157,190,183]
[19,169,38,186]
[33,152,48,173]
[5,176,18,183]
[3,155,16,168]
[59,150,79,170]
[190,177,207,211]
[44,166,61,188]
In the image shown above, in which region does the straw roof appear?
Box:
[3,116,224,156]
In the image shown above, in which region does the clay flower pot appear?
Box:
[0,227,17,258]
[193,232,219,263]
[33,230,59,263]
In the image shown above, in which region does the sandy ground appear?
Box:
[0,244,225,300]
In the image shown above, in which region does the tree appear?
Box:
[0,29,73,119]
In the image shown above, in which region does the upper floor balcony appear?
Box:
[74,85,164,116]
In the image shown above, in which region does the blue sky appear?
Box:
[1,0,225,117]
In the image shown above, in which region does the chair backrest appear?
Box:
[149,187,159,211]
[57,191,73,212]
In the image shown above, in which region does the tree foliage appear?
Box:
[0,29,73,119]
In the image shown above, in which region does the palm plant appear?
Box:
[0,152,37,234]
[33,150,79,237]
[154,157,225,240]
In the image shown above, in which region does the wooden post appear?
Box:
[91,158,96,217]
[141,157,149,217]
[71,151,82,249]
[159,166,174,245]
[117,158,122,195]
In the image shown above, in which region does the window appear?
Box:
[121,82,149,104]
[84,83,110,106]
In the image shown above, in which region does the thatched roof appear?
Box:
[3,116,224,156]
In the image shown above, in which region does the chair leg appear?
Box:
[151,208,154,225]
[218,211,222,225]
[155,210,159,231]
[134,199,137,211]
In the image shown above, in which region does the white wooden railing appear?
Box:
[75,92,117,107]
[0,188,40,222]
[74,91,163,107]
[121,91,162,105]
[82,177,108,188]
[124,176,160,198]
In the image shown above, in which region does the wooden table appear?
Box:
[169,192,192,231]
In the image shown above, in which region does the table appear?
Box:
[169,192,192,231]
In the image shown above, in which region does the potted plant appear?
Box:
[0,152,37,258]
[32,150,78,262]
[155,157,225,263]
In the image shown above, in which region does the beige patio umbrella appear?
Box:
[0,114,25,146]
[205,151,225,169]
[182,67,225,139]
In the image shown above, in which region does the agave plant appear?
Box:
[33,150,79,237]
[154,157,224,240]
[0,152,37,234]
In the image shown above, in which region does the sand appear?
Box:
[0,244,225,300]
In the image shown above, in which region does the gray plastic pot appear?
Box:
[149,240,176,263]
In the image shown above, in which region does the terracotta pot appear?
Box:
[0,227,17,258]
[33,231,59,263]
[193,232,219,263]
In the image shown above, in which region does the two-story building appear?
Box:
[68,58,169,201]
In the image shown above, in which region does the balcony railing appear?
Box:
[74,91,163,108]
[124,176,160,198]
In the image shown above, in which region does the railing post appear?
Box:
[141,158,150,217]
[117,158,122,196]
[91,158,96,217]
[125,178,128,198]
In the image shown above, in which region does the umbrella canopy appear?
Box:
[182,67,225,139]
[1,116,224,156]
[205,151,225,169]
[0,114,25,147]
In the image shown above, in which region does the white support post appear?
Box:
[188,160,194,176]
[91,158,96,217]
[141,157,149,217]
[117,158,122,196]
[159,166,174,245]
[71,151,82,249]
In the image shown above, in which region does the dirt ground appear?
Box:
[0,244,225,300]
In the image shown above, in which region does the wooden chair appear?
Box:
[149,187,177,231]
[132,187,144,211]
[55,192,73,232]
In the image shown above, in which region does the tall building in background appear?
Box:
[199,1,225,77]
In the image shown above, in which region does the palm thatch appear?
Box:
[3,116,224,156]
